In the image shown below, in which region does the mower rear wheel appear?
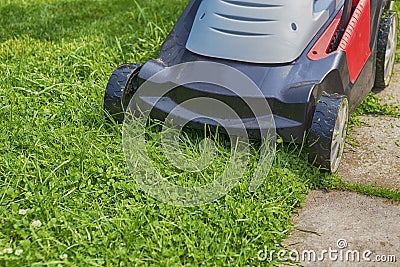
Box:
[308,95,349,173]
[374,11,398,88]
[104,64,141,123]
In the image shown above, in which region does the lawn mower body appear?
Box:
[105,0,397,171]
[136,0,387,141]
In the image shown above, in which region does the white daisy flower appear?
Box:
[32,220,42,227]
[18,209,27,215]
[3,248,13,254]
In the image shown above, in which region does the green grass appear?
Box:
[351,92,399,121]
[0,0,321,266]
[395,1,400,63]
[0,1,399,266]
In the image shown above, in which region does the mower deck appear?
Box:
[104,0,397,171]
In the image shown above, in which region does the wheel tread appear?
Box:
[308,95,348,172]
[104,64,141,123]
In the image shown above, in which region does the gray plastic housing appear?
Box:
[186,0,343,64]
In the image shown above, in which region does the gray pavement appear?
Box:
[282,65,400,267]
[284,190,400,267]
[338,116,400,190]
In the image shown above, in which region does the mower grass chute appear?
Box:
[104,0,398,172]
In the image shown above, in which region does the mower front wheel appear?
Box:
[308,95,349,172]
[104,64,141,123]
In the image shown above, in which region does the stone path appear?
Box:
[337,116,400,190]
[373,64,400,108]
[283,65,400,266]
[285,191,400,266]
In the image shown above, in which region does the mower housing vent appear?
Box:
[186,0,343,63]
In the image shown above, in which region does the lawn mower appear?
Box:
[104,0,398,172]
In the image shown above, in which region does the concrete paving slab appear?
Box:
[280,66,400,267]
[337,116,400,190]
[374,64,400,107]
[284,190,400,267]
[338,64,399,190]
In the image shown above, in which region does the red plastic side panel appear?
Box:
[308,10,343,60]
[338,0,371,83]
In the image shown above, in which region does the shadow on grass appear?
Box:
[0,0,148,42]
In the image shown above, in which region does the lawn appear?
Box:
[0,1,398,266]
